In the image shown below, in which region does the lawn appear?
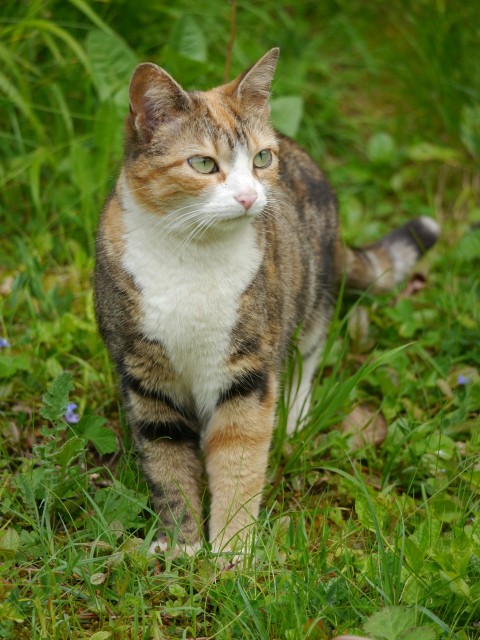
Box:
[1,1,479,638]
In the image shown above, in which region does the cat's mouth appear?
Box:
[216,206,261,223]
[214,212,258,229]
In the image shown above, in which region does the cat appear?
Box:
[94,48,439,557]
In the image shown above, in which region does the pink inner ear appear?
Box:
[233,48,279,106]
[141,93,160,130]
[129,63,190,137]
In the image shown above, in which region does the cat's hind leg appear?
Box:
[286,315,327,434]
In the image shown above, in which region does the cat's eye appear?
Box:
[188,156,218,174]
[253,149,272,169]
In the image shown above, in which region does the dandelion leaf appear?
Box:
[40,372,74,423]
[364,606,415,640]
[400,629,436,640]
[54,435,85,470]
[76,415,117,455]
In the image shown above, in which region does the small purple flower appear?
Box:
[457,374,470,386]
[0,338,10,348]
[65,402,80,424]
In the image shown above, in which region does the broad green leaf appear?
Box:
[0,601,24,623]
[90,633,111,640]
[364,606,416,640]
[367,132,398,165]
[86,29,137,103]
[0,354,31,379]
[270,96,304,137]
[170,16,207,63]
[355,494,387,533]
[94,482,147,527]
[439,570,470,598]
[54,435,85,469]
[169,583,187,598]
[108,521,124,540]
[409,519,442,553]
[15,468,46,505]
[40,372,74,422]
[90,572,107,586]
[76,415,117,455]
[401,628,436,640]
[404,539,423,573]
[46,356,64,379]
[0,528,20,556]
[406,142,460,163]
[454,229,480,262]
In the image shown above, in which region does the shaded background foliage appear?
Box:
[1,0,480,255]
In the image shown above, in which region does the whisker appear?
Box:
[178,218,209,253]
[125,208,209,250]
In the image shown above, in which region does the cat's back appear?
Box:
[277,133,338,233]
[257,134,339,335]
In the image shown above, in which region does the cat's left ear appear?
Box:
[226,48,279,107]
[128,62,190,141]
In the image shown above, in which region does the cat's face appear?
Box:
[122,49,280,239]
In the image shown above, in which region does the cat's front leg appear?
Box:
[204,371,277,555]
[140,436,203,556]
[124,378,204,553]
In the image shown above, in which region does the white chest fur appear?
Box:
[120,188,261,420]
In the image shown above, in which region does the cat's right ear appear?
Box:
[128,63,190,140]
[224,48,280,108]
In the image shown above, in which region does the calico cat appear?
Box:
[94,48,439,556]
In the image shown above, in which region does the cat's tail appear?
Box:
[337,216,440,293]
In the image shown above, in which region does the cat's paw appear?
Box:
[211,546,260,571]
[148,536,202,558]
[213,553,242,571]
[148,536,169,555]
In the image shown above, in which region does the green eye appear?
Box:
[253,149,272,169]
[188,156,218,174]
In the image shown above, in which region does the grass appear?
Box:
[1,0,480,638]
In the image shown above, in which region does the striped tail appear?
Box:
[338,216,440,293]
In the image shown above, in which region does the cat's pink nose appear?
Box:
[235,192,258,210]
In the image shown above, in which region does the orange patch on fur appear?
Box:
[204,420,272,458]
[204,381,276,458]
[103,194,125,255]
[135,159,186,182]
[206,92,240,130]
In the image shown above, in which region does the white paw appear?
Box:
[148,537,202,558]
[214,554,243,571]
[148,537,169,555]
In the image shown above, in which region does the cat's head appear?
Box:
[122,49,280,238]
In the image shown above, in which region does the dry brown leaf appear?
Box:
[392,272,427,304]
[436,378,454,399]
[341,405,387,449]
[0,275,14,296]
